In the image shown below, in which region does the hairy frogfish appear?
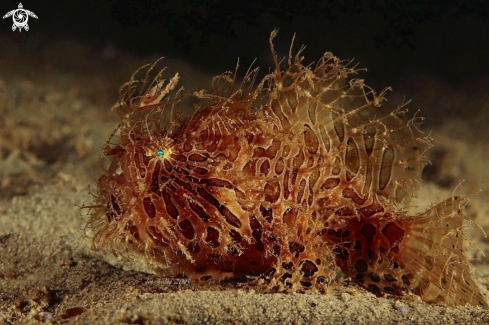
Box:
[85,31,488,308]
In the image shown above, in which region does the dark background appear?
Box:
[2,0,489,125]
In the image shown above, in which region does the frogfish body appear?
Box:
[86,31,487,308]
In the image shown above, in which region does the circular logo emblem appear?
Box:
[2,3,38,32]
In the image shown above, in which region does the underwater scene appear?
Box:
[1,2,489,324]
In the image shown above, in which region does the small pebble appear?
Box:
[397,305,408,312]
[39,312,54,321]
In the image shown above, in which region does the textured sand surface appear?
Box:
[1,37,489,324]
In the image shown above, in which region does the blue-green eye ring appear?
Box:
[157,150,164,156]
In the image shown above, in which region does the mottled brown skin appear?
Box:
[86,31,488,307]
[96,101,336,289]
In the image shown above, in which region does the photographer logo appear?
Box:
[3,3,38,32]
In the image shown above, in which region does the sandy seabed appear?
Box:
[1,37,489,324]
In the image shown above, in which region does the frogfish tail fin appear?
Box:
[401,197,487,308]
